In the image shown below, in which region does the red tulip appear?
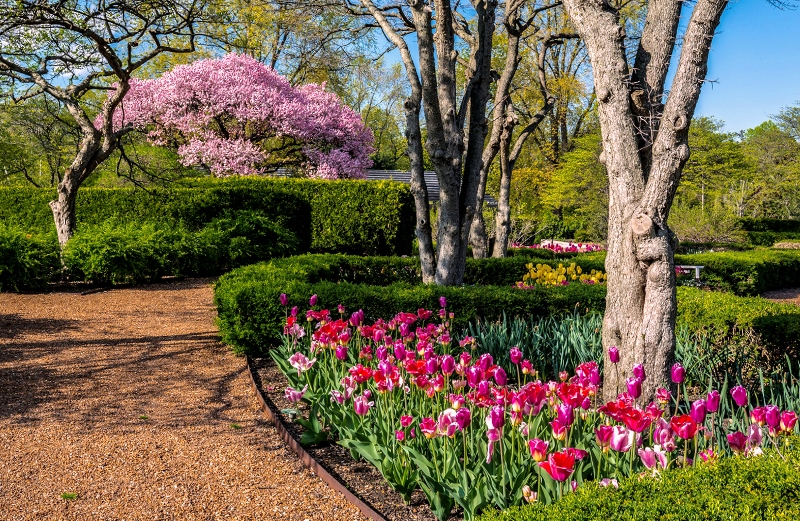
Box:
[670,414,698,440]
[621,407,652,433]
[538,450,576,482]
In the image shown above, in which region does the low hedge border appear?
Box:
[477,442,800,521]
[675,249,800,296]
[213,254,607,355]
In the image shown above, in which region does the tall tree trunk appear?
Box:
[469,212,488,258]
[561,0,727,401]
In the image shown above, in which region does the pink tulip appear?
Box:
[638,446,667,470]
[456,408,472,429]
[309,294,318,306]
[632,364,646,381]
[671,363,685,384]
[608,346,620,364]
[285,385,307,402]
[291,306,299,317]
[400,415,414,428]
[748,424,763,447]
[550,419,568,441]
[288,352,317,375]
[690,399,707,424]
[489,406,505,429]
[750,406,767,425]
[437,408,460,437]
[439,296,447,308]
[510,346,523,365]
[765,405,781,429]
[599,478,619,489]
[781,411,798,433]
[656,388,671,404]
[494,367,508,386]
[279,293,288,306]
[730,386,748,407]
[556,404,574,427]
[653,419,676,452]
[353,393,374,415]
[521,360,533,375]
[706,390,721,413]
[610,425,634,453]
[595,425,614,450]
[626,377,642,399]
[485,426,501,463]
[420,417,437,438]
[727,431,747,453]
[459,352,472,367]
[528,438,549,462]
[440,354,456,375]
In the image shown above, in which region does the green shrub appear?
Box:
[213,254,607,355]
[0,176,415,256]
[740,217,800,233]
[477,443,800,521]
[677,287,800,382]
[63,221,181,284]
[0,224,59,291]
[746,231,800,246]
[675,249,800,296]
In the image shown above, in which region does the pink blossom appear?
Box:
[285,385,307,402]
[288,352,317,375]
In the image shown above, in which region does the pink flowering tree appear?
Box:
[114,54,374,178]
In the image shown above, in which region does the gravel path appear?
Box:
[762,287,800,306]
[0,279,364,521]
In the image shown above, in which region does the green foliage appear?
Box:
[740,218,800,233]
[0,224,59,291]
[677,287,800,382]
[213,254,607,355]
[477,443,800,521]
[745,231,800,246]
[0,177,415,256]
[675,249,800,296]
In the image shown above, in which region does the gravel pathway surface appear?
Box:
[762,287,800,306]
[0,279,365,521]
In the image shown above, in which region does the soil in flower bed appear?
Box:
[249,356,461,521]
[762,287,800,306]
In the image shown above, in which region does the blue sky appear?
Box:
[691,1,800,133]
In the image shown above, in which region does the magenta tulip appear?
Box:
[279,293,288,306]
[489,406,505,429]
[439,296,447,308]
[528,438,549,462]
[632,364,646,381]
[690,399,707,425]
[595,425,614,450]
[455,408,472,429]
[608,346,620,364]
[765,405,781,429]
[730,385,748,407]
[670,363,685,384]
[706,390,721,413]
[781,411,798,433]
[440,354,456,375]
[556,404,574,427]
[335,345,348,361]
[400,415,414,427]
[494,367,508,386]
[353,393,374,416]
[509,346,523,365]
[309,294,318,306]
[626,377,642,399]
[727,431,747,453]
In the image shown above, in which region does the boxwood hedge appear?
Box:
[213,254,607,355]
[477,443,800,521]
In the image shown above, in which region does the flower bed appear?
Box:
[271,295,799,521]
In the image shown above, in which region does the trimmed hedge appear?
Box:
[740,217,800,233]
[677,286,800,372]
[0,176,415,256]
[213,254,607,355]
[477,443,800,521]
[746,231,800,246]
[674,249,800,296]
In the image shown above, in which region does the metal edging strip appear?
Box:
[245,355,389,521]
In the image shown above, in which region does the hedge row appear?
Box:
[213,254,607,355]
[677,286,800,370]
[740,217,800,233]
[745,231,800,246]
[477,443,800,521]
[675,249,800,296]
[0,176,416,256]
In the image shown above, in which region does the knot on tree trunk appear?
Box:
[598,87,612,103]
[630,89,649,116]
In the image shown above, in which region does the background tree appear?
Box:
[0,0,205,248]
[559,0,731,400]
[115,54,374,178]
[741,121,800,219]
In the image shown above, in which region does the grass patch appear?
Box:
[60,492,78,501]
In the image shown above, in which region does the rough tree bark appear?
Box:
[560,0,728,400]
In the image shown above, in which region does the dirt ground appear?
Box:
[0,278,364,521]
[762,287,800,306]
